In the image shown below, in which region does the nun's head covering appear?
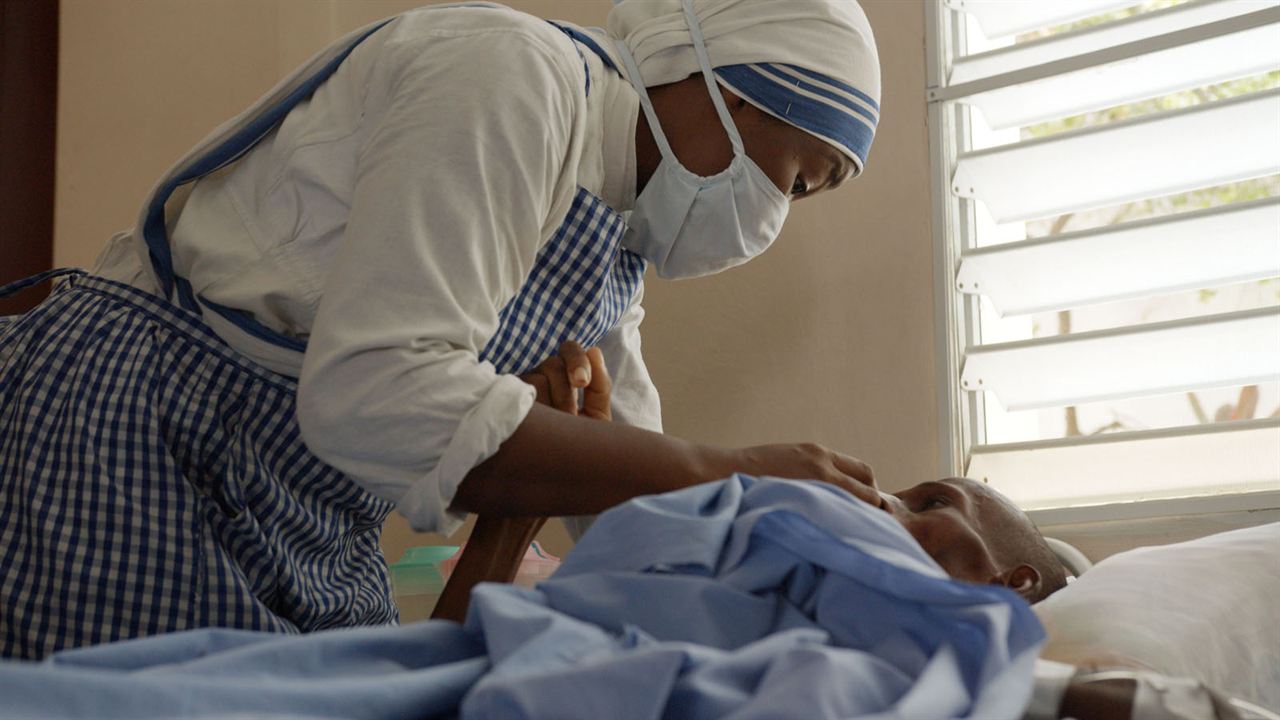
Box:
[607,0,881,175]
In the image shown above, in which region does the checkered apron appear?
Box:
[479,23,648,374]
[0,270,398,660]
[0,21,642,660]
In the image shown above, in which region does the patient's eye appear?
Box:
[922,496,949,510]
[791,176,808,196]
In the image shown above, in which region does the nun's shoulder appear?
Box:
[389,4,580,64]
[376,3,586,91]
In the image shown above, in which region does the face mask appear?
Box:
[614,0,790,280]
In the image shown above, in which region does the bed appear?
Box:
[434,503,1280,719]
[1,476,1276,719]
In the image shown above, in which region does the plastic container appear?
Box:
[388,545,458,623]
[439,541,561,589]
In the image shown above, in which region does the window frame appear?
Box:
[923,0,1280,526]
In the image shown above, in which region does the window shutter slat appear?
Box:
[956,199,1280,316]
[960,307,1280,410]
[958,12,1280,129]
[952,89,1280,222]
[945,0,1142,39]
[968,420,1280,510]
[950,0,1275,86]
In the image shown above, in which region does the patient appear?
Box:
[876,477,1069,603]
[452,341,1069,625]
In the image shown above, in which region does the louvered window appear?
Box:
[926,0,1280,522]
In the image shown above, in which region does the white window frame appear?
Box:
[924,0,1280,527]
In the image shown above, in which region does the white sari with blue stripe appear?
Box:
[0,20,642,659]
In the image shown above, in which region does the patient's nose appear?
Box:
[878,492,905,518]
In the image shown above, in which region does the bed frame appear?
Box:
[1045,537,1093,577]
[432,516,545,622]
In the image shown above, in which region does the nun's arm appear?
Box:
[433,342,606,624]
[295,26,584,535]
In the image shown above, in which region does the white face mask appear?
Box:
[615,0,790,280]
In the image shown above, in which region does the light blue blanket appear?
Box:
[0,476,1044,719]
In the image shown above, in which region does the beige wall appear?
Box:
[56,0,939,562]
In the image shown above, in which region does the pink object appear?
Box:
[438,541,561,589]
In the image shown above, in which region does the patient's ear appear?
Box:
[998,563,1042,601]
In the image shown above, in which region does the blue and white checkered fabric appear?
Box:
[0,274,397,660]
[0,17,645,661]
[482,187,646,375]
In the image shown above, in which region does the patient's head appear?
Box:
[879,478,1068,603]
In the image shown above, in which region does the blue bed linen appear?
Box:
[462,475,1044,719]
[1,622,486,719]
[0,476,1044,719]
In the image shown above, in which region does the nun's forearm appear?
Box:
[449,403,737,516]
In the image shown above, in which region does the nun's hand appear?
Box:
[520,341,612,421]
[736,443,878,506]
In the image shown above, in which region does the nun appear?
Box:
[0,0,881,658]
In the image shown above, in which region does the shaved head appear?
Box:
[954,479,1068,603]
[879,478,1068,603]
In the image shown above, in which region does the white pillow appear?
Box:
[1034,522,1280,710]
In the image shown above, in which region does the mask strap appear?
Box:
[612,0,747,165]
[614,39,679,163]
[679,0,745,156]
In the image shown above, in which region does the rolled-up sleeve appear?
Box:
[297,24,584,535]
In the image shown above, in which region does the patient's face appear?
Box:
[880,478,1009,583]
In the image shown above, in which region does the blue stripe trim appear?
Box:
[549,23,619,75]
[200,296,309,353]
[137,12,628,364]
[755,63,878,126]
[0,268,85,299]
[713,64,876,166]
[549,23,592,97]
[779,63,880,113]
[141,19,393,340]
